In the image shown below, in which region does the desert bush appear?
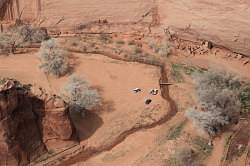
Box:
[155,43,171,57]
[62,76,101,114]
[0,29,24,53]
[0,24,49,53]
[192,136,213,159]
[170,63,206,82]
[38,39,70,77]
[116,40,125,45]
[128,40,136,45]
[164,148,202,166]
[148,39,171,57]
[186,106,235,136]
[186,70,242,136]
[167,121,186,140]
[127,53,161,66]
[99,34,112,44]
[133,47,143,54]
[240,87,250,115]
[16,25,49,43]
[195,70,241,92]
[170,64,185,82]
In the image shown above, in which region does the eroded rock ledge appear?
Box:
[0,78,76,166]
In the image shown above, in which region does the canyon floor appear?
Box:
[0,30,249,166]
[1,0,250,165]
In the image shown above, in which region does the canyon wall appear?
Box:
[0,0,155,25]
[0,0,40,21]
[1,0,250,56]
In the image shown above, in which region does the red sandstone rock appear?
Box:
[0,79,76,165]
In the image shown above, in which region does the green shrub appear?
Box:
[171,64,184,82]
[170,63,206,82]
[167,121,186,140]
[239,87,250,115]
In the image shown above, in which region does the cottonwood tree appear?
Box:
[186,70,241,136]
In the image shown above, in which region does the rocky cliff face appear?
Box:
[0,0,154,24]
[0,79,75,166]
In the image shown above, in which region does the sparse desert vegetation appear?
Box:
[146,37,171,57]
[164,147,203,166]
[62,75,101,115]
[186,70,249,136]
[166,121,186,140]
[165,136,213,166]
[170,63,206,82]
[0,1,250,166]
[0,24,49,54]
[38,39,70,77]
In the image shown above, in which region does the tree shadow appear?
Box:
[69,110,103,141]
[67,54,81,75]
[95,100,115,114]
[91,85,116,114]
[12,94,47,163]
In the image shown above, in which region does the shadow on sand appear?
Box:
[69,110,103,141]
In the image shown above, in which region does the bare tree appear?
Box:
[0,28,24,53]
[38,39,70,77]
[186,70,241,136]
[0,24,49,54]
[62,76,101,116]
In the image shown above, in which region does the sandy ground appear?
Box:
[0,52,171,166]
[0,54,50,89]
[71,46,250,166]
[173,50,250,80]
[158,0,250,56]
[49,53,164,118]
[73,112,187,166]
[0,0,250,165]
[0,49,249,166]
[5,0,154,27]
[3,0,250,56]
[42,0,154,26]
[206,135,226,166]
[0,35,249,166]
